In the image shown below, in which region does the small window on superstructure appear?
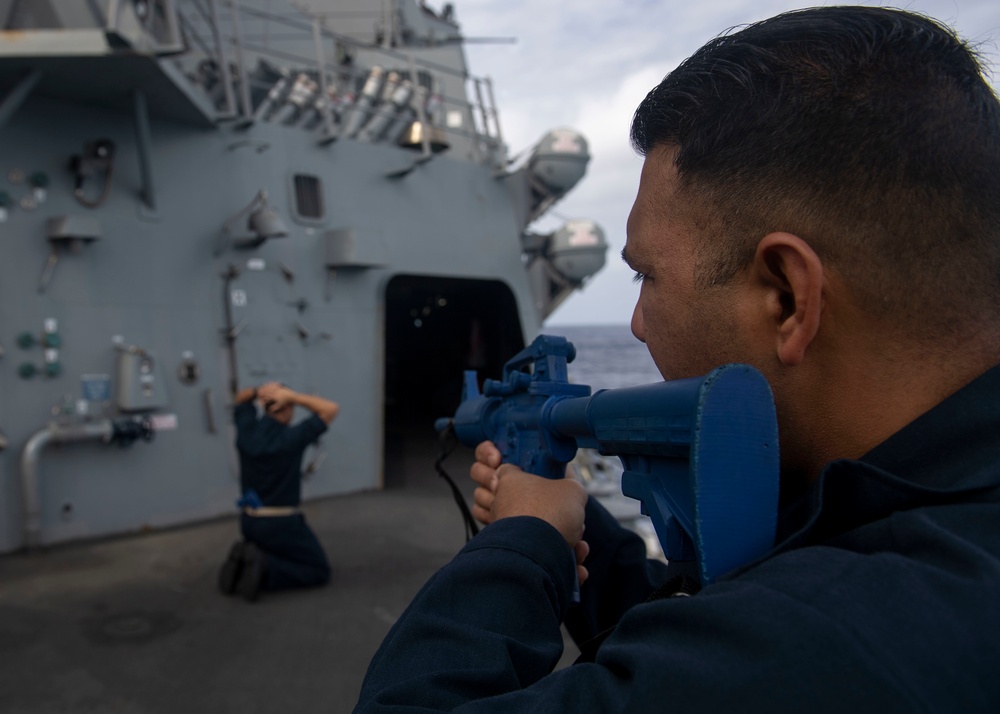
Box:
[293,174,324,221]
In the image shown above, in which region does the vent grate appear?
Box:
[293,174,324,220]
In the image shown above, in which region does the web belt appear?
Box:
[243,506,300,517]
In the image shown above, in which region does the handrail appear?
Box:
[175,0,503,157]
[0,1,505,162]
[234,3,474,82]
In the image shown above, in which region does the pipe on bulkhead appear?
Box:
[20,421,114,550]
[0,69,43,132]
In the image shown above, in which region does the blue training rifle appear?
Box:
[435,334,780,586]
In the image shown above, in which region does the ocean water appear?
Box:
[541,323,662,390]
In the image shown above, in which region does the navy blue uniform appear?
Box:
[234,401,330,590]
[355,364,1000,712]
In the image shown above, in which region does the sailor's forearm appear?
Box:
[234,386,257,405]
[291,392,339,424]
[356,517,573,712]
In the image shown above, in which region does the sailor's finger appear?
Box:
[470,461,498,491]
[471,500,493,526]
[474,440,502,469]
[473,486,495,513]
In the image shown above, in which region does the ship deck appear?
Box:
[0,438,580,713]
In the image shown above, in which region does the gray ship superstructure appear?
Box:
[0,0,607,553]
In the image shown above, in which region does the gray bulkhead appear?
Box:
[0,0,598,552]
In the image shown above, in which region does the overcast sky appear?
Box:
[452,1,1000,326]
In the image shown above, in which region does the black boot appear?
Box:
[236,543,266,602]
[218,541,249,595]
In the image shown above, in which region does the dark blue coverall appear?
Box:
[234,401,330,590]
[355,364,1000,712]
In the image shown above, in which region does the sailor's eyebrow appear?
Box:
[620,246,632,266]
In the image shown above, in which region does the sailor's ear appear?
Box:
[753,232,823,366]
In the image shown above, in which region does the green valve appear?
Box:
[29,172,50,189]
[17,332,36,349]
[42,332,61,348]
[18,363,37,379]
[44,361,62,378]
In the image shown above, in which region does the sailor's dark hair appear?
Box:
[631,6,1000,339]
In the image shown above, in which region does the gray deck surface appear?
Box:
[0,442,580,714]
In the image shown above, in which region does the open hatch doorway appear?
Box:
[382,275,525,489]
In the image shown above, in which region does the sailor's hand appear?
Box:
[492,465,590,584]
[470,441,502,526]
[257,382,293,409]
